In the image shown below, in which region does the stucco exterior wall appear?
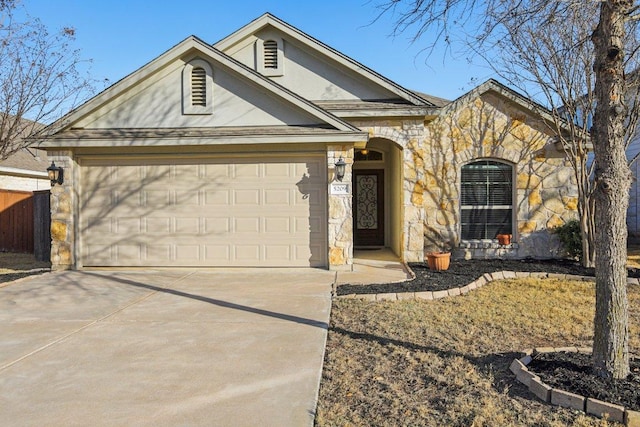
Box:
[426,93,579,259]
[226,29,397,102]
[75,56,322,129]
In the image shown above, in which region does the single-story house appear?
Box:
[0,147,50,192]
[36,13,577,270]
[1,117,50,192]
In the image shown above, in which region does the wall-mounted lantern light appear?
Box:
[47,161,64,186]
[334,156,346,181]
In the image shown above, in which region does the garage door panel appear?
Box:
[176,245,200,261]
[234,189,260,204]
[116,218,141,234]
[175,218,200,233]
[205,190,230,205]
[265,245,291,261]
[233,163,261,179]
[265,163,290,177]
[117,245,142,261]
[265,217,290,233]
[264,189,290,205]
[145,217,171,233]
[176,190,200,205]
[147,244,171,260]
[205,217,230,233]
[81,156,327,267]
[235,245,260,261]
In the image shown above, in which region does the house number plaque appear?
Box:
[330,183,350,195]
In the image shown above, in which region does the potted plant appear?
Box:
[496,233,512,245]
[426,251,451,271]
[425,239,452,271]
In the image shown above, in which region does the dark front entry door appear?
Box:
[353,169,384,246]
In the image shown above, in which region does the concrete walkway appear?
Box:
[336,249,413,286]
[0,268,334,427]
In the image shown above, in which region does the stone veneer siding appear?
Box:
[426,94,579,259]
[327,145,354,270]
[48,150,76,270]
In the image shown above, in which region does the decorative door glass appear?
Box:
[356,174,378,229]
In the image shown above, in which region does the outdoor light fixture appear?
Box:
[334,156,346,181]
[47,161,64,186]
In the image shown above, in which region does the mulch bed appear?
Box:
[529,351,640,411]
[337,258,640,295]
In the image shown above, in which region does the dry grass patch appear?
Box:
[0,252,50,283]
[316,278,640,427]
[628,245,640,268]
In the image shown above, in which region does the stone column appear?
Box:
[327,145,353,271]
[48,150,76,270]
[403,137,426,262]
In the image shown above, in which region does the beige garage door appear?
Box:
[80,156,327,267]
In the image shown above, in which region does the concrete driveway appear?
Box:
[0,268,334,427]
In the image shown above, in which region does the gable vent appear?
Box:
[263,40,278,69]
[191,67,207,106]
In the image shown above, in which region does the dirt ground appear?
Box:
[0,252,50,284]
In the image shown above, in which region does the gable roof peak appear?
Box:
[215,13,434,107]
[39,33,362,138]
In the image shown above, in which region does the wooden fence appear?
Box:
[0,190,51,260]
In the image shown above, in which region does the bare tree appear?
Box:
[0,0,94,160]
[493,4,600,269]
[375,0,639,379]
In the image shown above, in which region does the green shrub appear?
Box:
[553,219,582,261]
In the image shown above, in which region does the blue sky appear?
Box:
[20,0,495,102]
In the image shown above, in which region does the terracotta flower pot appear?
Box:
[497,234,512,245]
[426,252,451,271]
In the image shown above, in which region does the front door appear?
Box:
[353,169,384,246]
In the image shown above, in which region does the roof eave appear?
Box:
[38,132,369,149]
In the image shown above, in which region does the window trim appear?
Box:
[256,37,284,77]
[182,58,213,115]
[459,159,516,241]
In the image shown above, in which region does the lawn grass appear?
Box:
[628,244,640,268]
[0,252,50,283]
[316,278,640,427]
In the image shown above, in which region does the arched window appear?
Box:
[182,59,213,115]
[460,160,513,240]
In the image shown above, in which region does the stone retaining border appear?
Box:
[511,348,640,426]
[337,270,640,301]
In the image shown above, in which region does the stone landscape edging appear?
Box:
[336,270,640,301]
[511,348,640,426]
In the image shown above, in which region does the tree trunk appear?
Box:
[580,197,596,268]
[591,0,631,380]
